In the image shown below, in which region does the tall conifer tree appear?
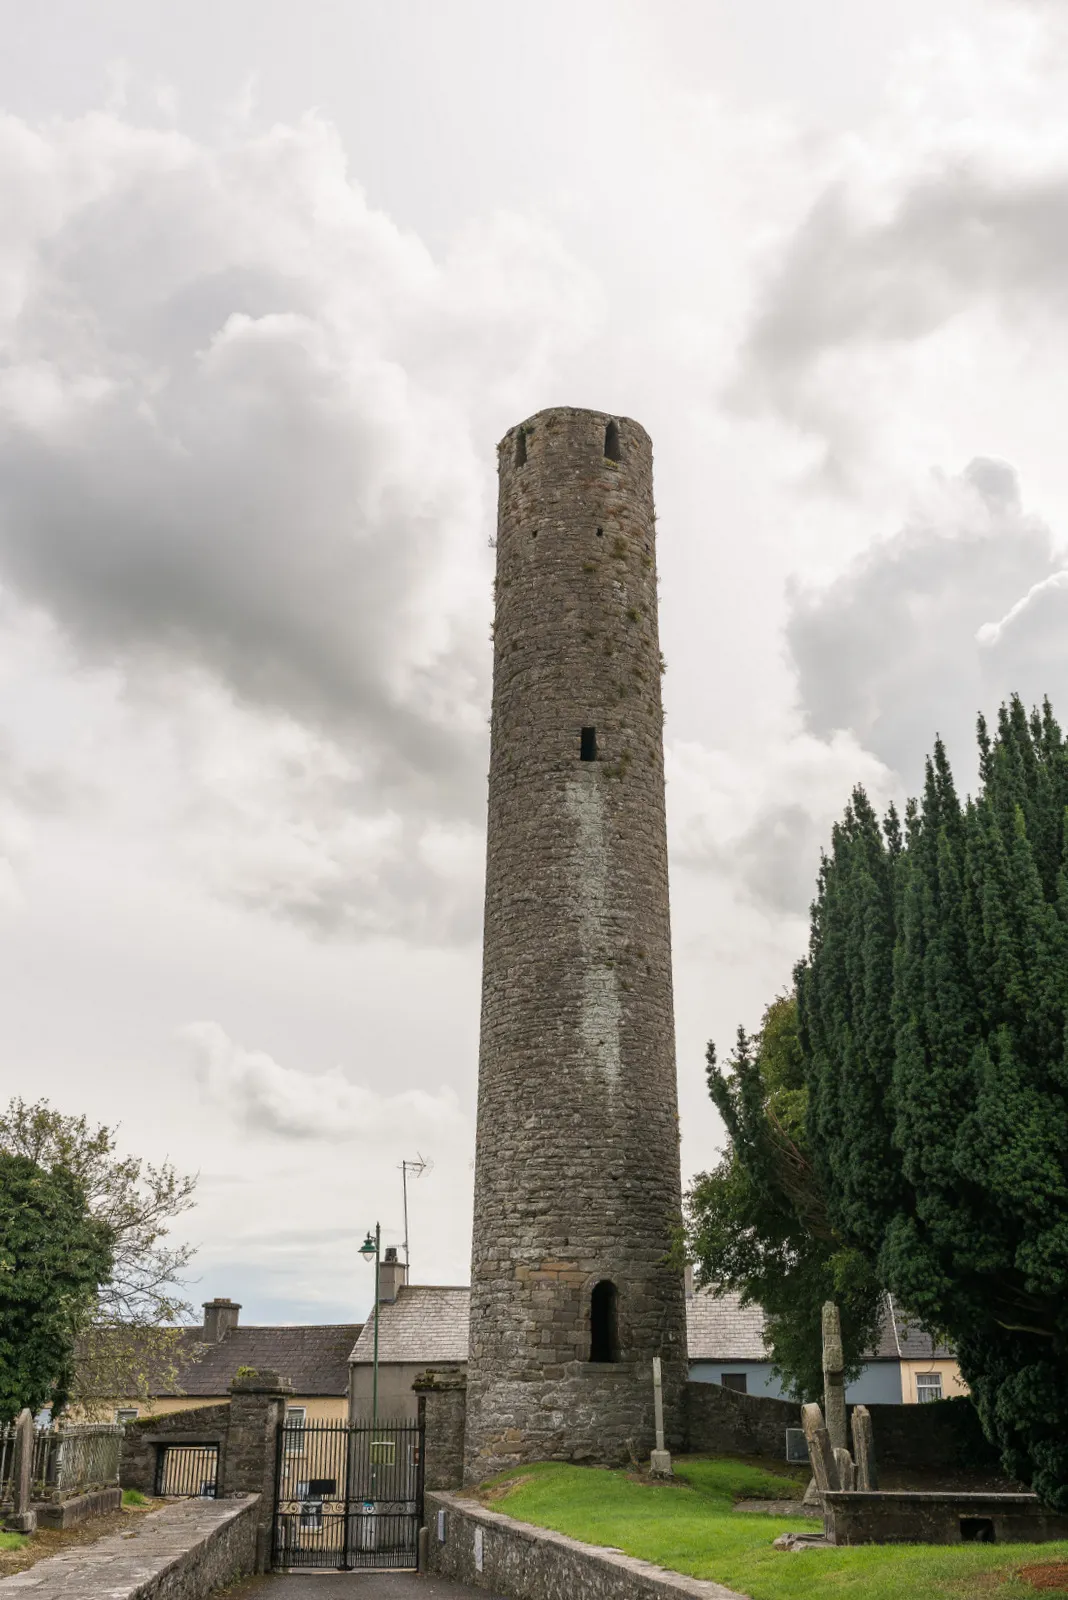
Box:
[797,696,1068,1506]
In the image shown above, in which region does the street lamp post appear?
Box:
[359,1224,381,1435]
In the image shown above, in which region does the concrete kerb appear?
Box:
[425,1490,749,1600]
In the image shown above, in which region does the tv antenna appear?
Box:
[399,1154,431,1276]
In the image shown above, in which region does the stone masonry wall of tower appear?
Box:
[464,407,688,1481]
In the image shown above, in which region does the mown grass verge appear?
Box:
[490,1458,1068,1599]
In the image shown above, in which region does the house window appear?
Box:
[115,1408,139,1424]
[285,1406,307,1451]
[589,1280,620,1363]
[720,1373,748,1394]
[916,1373,943,1403]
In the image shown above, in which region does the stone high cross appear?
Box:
[463,409,687,1481]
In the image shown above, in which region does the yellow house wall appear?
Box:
[900,1359,969,1402]
[88,1394,348,1423]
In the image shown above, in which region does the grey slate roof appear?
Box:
[686,1286,953,1364]
[349,1287,470,1365]
[160,1323,362,1397]
[686,1288,770,1361]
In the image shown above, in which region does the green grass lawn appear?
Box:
[0,1534,26,1554]
[490,1458,1068,1600]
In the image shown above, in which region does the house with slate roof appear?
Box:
[686,1285,968,1404]
[348,1256,469,1422]
[103,1297,361,1427]
[346,1272,966,1418]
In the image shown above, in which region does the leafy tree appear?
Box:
[797,696,1068,1506]
[0,1101,198,1414]
[0,1153,113,1420]
[687,995,884,1400]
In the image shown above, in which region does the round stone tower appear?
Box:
[464,406,687,1481]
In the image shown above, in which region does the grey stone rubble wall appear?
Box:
[466,405,688,1481]
[685,1382,1001,1474]
[426,1491,747,1600]
[864,1397,1000,1471]
[36,1486,123,1529]
[120,1404,231,1497]
[0,1493,258,1598]
[686,1382,800,1459]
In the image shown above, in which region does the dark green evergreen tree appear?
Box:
[0,1153,113,1420]
[797,696,1068,1506]
[687,995,884,1400]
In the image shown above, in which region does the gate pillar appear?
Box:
[224,1368,293,1571]
[413,1369,466,1491]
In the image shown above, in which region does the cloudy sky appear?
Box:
[3,0,1068,1324]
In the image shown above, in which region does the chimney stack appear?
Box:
[203,1298,241,1342]
[377,1247,407,1305]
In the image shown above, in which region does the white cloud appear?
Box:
[180,1020,466,1142]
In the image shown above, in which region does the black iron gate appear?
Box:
[272,1418,423,1570]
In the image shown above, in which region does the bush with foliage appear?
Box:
[0,1153,113,1420]
[687,995,884,1401]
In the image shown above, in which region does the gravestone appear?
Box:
[834,1447,856,1492]
[6,1409,37,1533]
[801,1401,840,1495]
[821,1301,847,1453]
[851,1403,878,1491]
[649,1356,673,1477]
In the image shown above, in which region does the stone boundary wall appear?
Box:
[425,1491,747,1600]
[36,1486,122,1529]
[685,1383,1000,1473]
[685,1381,800,1459]
[0,1494,258,1598]
[864,1397,1000,1471]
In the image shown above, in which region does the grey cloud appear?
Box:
[0,114,604,941]
[735,162,1068,456]
[978,569,1068,712]
[787,459,1066,785]
[697,803,826,917]
[0,117,502,838]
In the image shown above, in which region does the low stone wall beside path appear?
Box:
[0,1494,258,1599]
[426,1490,749,1600]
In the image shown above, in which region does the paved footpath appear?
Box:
[232,1573,504,1599]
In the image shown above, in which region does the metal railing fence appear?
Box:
[0,1422,122,1502]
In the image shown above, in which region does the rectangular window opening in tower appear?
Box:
[580,727,597,761]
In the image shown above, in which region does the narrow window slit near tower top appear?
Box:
[596,526,604,536]
[514,430,527,467]
[590,1281,620,1363]
[580,727,597,762]
[604,420,621,461]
